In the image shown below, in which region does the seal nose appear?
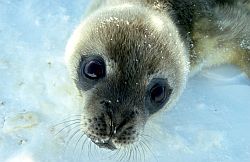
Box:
[100,100,133,135]
[100,100,116,134]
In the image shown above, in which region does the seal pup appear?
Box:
[65,0,250,151]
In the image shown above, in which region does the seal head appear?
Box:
[65,4,189,150]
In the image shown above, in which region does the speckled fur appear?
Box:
[65,0,249,150]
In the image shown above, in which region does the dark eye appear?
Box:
[150,84,166,104]
[81,59,105,79]
[146,78,173,114]
[149,79,173,106]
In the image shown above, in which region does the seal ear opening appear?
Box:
[145,78,173,114]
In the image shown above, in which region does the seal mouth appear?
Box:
[88,135,117,150]
[93,140,117,150]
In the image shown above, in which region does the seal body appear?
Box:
[65,0,250,150]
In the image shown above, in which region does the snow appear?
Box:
[0,1,250,162]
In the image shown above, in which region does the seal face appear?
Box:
[65,4,189,150]
[64,0,250,152]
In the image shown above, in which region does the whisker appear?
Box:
[65,128,82,149]
[140,135,152,145]
[74,132,86,154]
[108,147,119,160]
[61,126,81,157]
[53,119,81,128]
[116,148,123,162]
[140,139,158,162]
[127,145,133,162]
[125,146,131,162]
[116,149,122,161]
[122,147,129,162]
[92,142,99,158]
[89,140,94,160]
[135,144,141,162]
[139,141,147,162]
[62,123,82,140]
[50,114,82,126]
[54,122,81,136]
[140,144,145,162]
[117,148,126,162]
[87,142,91,160]
[75,135,88,162]
[58,114,81,121]
[79,137,89,161]
[142,133,161,144]
[52,114,81,121]
[71,132,83,162]
[132,144,136,162]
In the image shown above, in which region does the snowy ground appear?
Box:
[0,1,250,162]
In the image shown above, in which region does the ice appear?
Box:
[0,1,250,162]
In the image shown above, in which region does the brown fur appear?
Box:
[65,0,249,150]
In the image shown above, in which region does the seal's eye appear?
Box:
[150,84,166,104]
[82,59,105,79]
[146,78,173,114]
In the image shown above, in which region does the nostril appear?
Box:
[100,100,116,124]
[100,100,117,135]
[116,117,130,133]
[115,111,137,133]
[100,100,111,108]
